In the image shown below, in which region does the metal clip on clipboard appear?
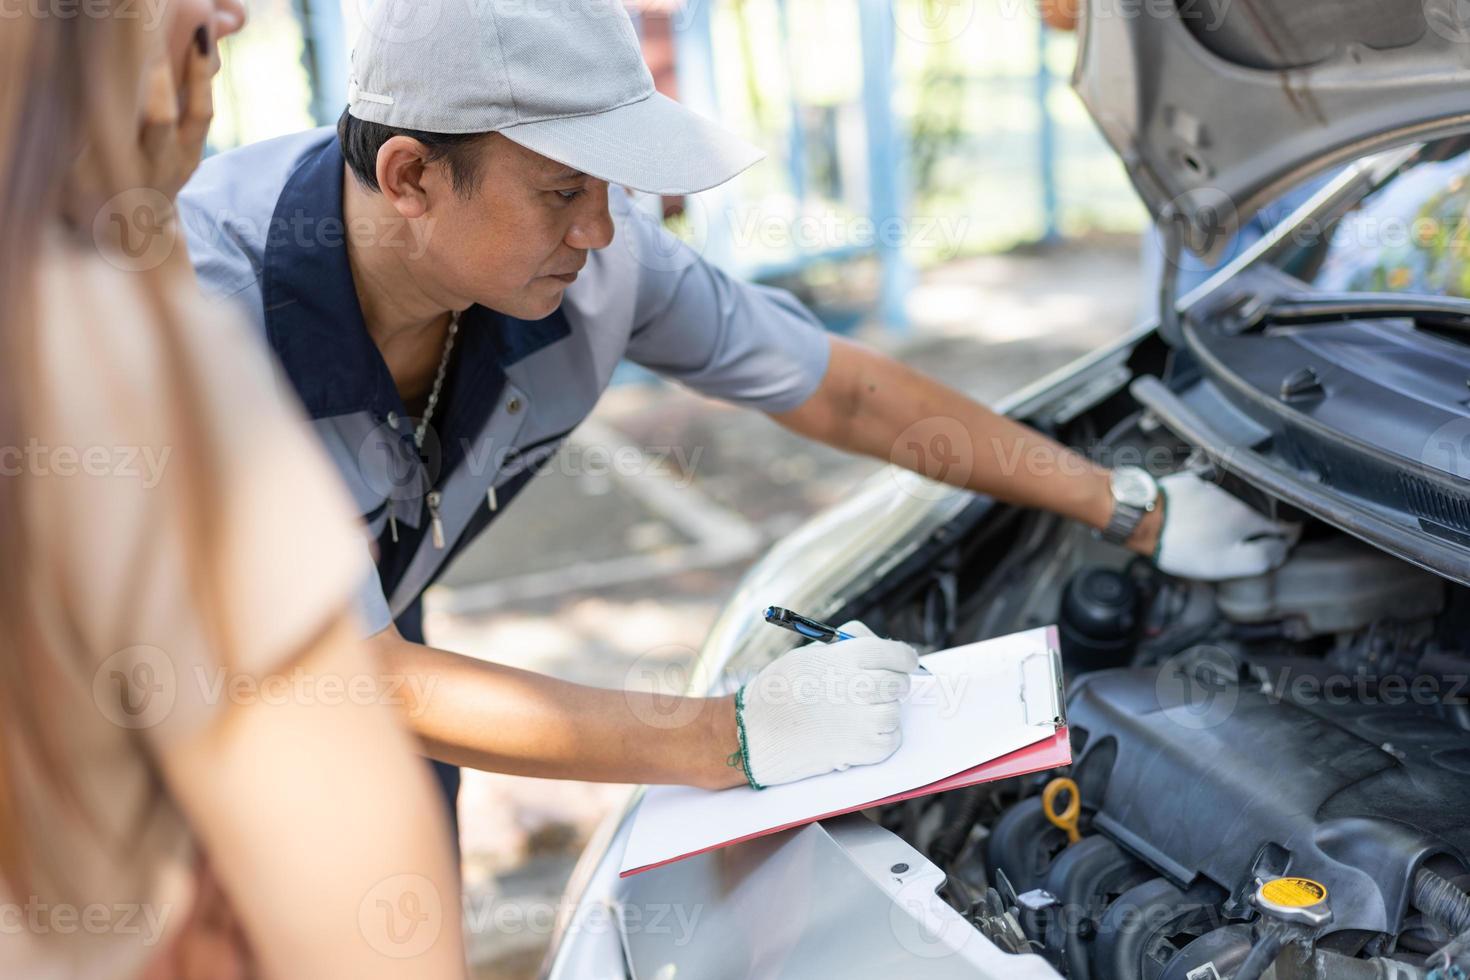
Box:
[1020,639,1067,730]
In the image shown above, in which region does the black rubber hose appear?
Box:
[1414,869,1470,937]
[930,787,985,868]
[1233,931,1285,980]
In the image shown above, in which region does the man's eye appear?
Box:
[556,188,584,202]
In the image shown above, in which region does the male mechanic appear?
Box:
[179,0,1292,826]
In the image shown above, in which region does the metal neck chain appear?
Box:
[414,310,460,450]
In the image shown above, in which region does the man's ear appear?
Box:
[376,135,436,218]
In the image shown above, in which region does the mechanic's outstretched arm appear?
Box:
[373,620,916,788]
[774,336,1295,580]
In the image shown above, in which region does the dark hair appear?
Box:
[337,108,490,198]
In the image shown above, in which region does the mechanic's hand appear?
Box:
[1153,472,1297,580]
[735,621,917,789]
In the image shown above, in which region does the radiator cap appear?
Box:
[1254,876,1333,929]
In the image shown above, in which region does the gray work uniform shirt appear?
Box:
[178,127,830,636]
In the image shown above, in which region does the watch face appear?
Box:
[1111,466,1158,509]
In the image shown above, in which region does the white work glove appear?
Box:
[1153,471,1298,580]
[735,621,918,789]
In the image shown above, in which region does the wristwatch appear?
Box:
[1099,466,1159,545]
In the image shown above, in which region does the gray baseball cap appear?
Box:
[347,0,764,195]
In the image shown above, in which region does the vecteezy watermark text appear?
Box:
[0,439,170,488]
[93,644,441,731]
[0,0,167,28]
[0,898,173,947]
[192,665,440,719]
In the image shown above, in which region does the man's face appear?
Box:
[421,135,615,321]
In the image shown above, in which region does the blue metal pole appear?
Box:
[775,0,808,206]
[1036,21,1060,243]
[858,0,911,332]
[295,0,349,125]
[670,0,737,270]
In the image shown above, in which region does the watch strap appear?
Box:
[1101,501,1146,545]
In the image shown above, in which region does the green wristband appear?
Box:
[732,685,765,791]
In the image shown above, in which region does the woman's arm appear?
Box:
[154,615,467,980]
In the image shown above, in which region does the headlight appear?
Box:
[694,466,973,686]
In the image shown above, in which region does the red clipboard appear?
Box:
[620,727,1071,877]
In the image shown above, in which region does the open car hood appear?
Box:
[1074,0,1470,258]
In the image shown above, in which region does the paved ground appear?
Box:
[425,237,1145,976]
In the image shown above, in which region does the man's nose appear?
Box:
[566,182,615,251]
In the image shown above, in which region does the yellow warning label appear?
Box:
[1260,877,1328,908]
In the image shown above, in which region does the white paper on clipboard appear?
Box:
[619,625,1065,877]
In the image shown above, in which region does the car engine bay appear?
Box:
[861,412,1470,980]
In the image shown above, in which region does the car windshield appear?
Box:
[1310,147,1470,298]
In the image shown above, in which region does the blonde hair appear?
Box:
[0,10,229,894]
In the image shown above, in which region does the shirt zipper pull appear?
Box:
[388,513,399,544]
[487,484,498,512]
[427,491,445,549]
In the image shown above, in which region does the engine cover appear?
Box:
[1067,663,1470,935]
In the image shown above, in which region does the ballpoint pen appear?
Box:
[762,606,930,674]
[762,606,855,643]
